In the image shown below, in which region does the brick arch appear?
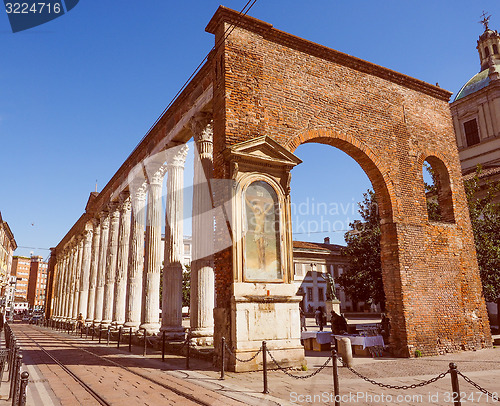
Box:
[418,152,456,223]
[286,127,397,224]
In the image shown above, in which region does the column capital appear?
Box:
[191,112,213,143]
[119,191,132,213]
[149,164,168,186]
[166,144,189,169]
[99,211,110,230]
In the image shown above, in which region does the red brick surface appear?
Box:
[208,7,491,357]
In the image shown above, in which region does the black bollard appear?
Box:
[117,327,122,349]
[129,327,132,352]
[143,328,147,357]
[220,337,225,380]
[262,341,269,394]
[332,349,340,406]
[162,330,165,362]
[17,371,29,406]
[449,363,461,406]
[106,326,110,346]
[85,326,88,339]
[98,327,102,344]
[91,324,94,341]
[9,353,22,401]
[186,333,190,370]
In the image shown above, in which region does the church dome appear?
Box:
[454,68,491,101]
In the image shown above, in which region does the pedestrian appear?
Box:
[77,312,84,330]
[315,307,325,332]
[300,308,307,331]
[331,311,348,334]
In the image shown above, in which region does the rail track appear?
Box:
[14,324,224,406]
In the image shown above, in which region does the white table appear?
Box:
[334,334,384,349]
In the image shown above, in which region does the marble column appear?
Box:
[65,243,77,320]
[102,203,120,328]
[54,253,66,320]
[112,192,131,327]
[78,225,93,321]
[161,144,189,339]
[124,182,147,330]
[86,217,101,323]
[190,116,215,344]
[140,163,168,334]
[72,236,84,320]
[58,252,70,320]
[94,211,109,325]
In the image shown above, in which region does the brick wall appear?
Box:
[208,7,491,356]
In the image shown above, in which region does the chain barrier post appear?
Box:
[332,349,340,406]
[262,341,269,394]
[85,325,88,339]
[161,330,165,362]
[449,363,461,406]
[107,326,110,346]
[117,326,122,349]
[220,337,225,380]
[17,371,29,406]
[91,324,94,341]
[143,328,147,357]
[98,327,102,344]
[9,353,22,401]
[129,327,132,352]
[80,324,83,338]
[186,333,190,370]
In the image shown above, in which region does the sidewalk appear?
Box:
[3,322,500,405]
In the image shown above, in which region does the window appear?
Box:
[485,47,490,57]
[463,119,480,146]
[494,44,499,54]
[184,244,190,255]
[294,263,304,277]
[318,287,324,302]
[307,287,313,301]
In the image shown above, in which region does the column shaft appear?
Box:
[113,193,131,326]
[124,184,146,329]
[140,164,166,334]
[190,118,215,344]
[162,145,189,339]
[94,212,109,324]
[102,204,120,327]
[78,226,93,321]
[86,219,101,323]
[72,237,84,320]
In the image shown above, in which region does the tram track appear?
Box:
[15,325,225,406]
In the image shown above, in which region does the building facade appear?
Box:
[10,256,30,312]
[28,256,48,311]
[450,17,500,191]
[0,212,17,301]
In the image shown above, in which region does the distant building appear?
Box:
[450,17,500,200]
[160,235,192,268]
[0,211,17,299]
[27,255,48,311]
[11,256,30,302]
[292,237,373,314]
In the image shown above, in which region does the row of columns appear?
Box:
[51,115,215,341]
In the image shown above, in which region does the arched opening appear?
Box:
[493,44,499,55]
[485,46,490,57]
[288,131,399,347]
[422,156,455,223]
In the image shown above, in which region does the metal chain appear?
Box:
[339,358,449,390]
[266,348,332,379]
[457,371,500,402]
[223,341,262,363]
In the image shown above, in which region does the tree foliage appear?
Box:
[338,167,500,310]
[182,264,191,308]
[463,168,500,302]
[338,190,384,308]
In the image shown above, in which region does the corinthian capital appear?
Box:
[191,112,213,144]
[166,144,189,169]
[119,191,132,213]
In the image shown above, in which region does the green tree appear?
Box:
[463,168,500,302]
[182,264,191,308]
[338,190,385,309]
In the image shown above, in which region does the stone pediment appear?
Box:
[223,136,302,169]
[85,191,99,213]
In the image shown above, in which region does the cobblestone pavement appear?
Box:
[2,323,500,406]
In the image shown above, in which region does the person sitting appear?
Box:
[331,311,348,334]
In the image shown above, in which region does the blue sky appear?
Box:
[1,0,498,258]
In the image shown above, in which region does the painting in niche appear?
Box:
[243,180,282,281]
